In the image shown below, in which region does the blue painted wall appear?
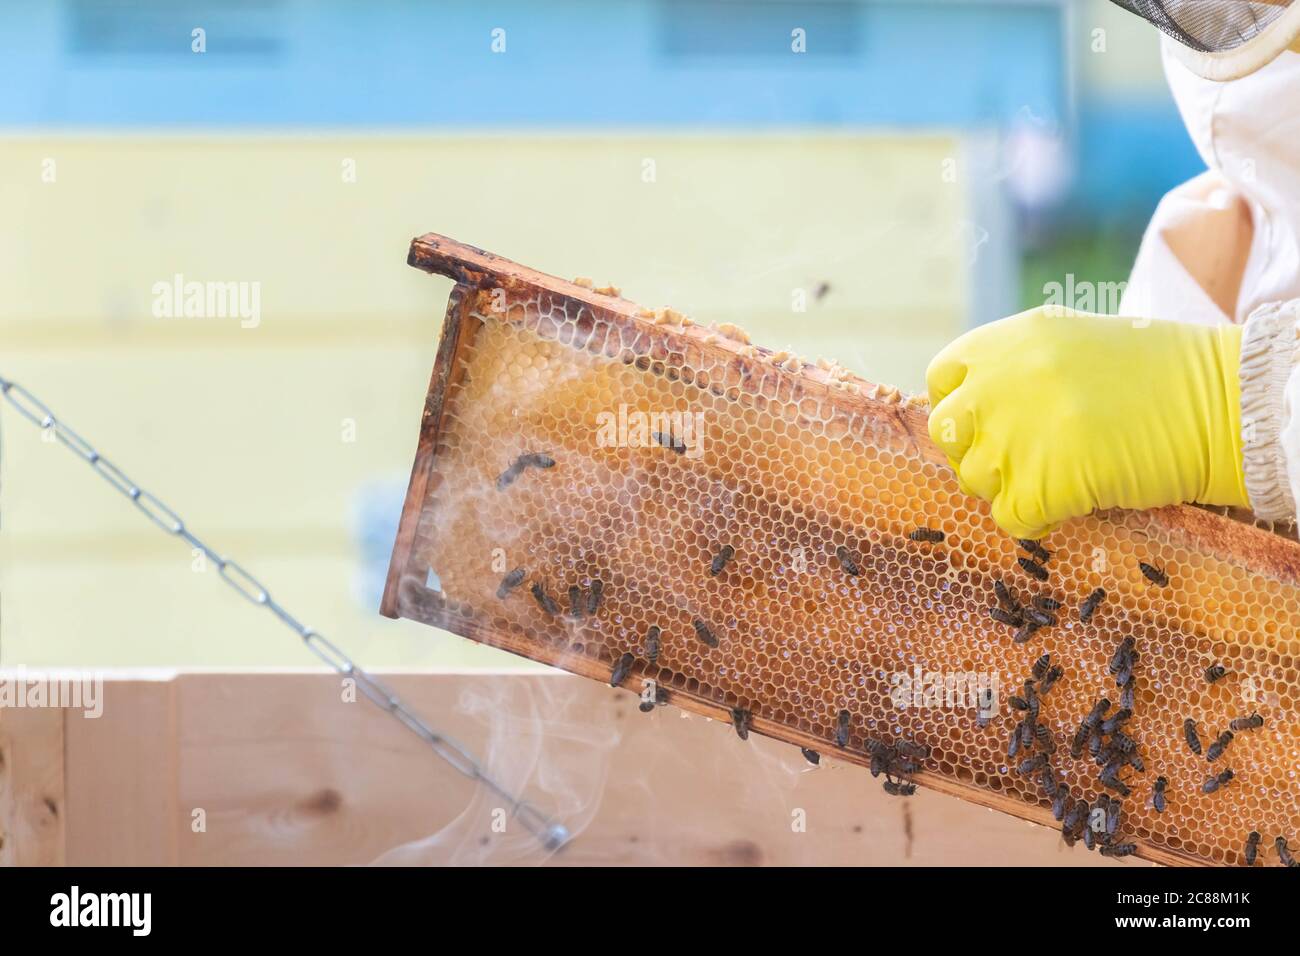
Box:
[0,0,1066,128]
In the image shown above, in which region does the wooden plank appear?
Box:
[0,693,66,865]
[63,676,179,865]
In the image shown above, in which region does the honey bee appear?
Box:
[1032,595,1062,612]
[896,740,931,760]
[1052,785,1072,821]
[495,460,525,490]
[731,708,752,741]
[586,579,604,615]
[1013,624,1039,644]
[645,625,662,663]
[1070,723,1089,759]
[1205,663,1228,684]
[1184,718,1202,755]
[1100,764,1131,797]
[1099,708,1132,734]
[1084,698,1111,730]
[1018,754,1048,775]
[1119,680,1136,711]
[1035,723,1057,754]
[1108,637,1135,676]
[1031,653,1051,681]
[1245,830,1261,866]
[835,709,851,748]
[1020,718,1036,750]
[800,747,821,766]
[1138,561,1168,586]
[1278,837,1298,868]
[1206,730,1234,762]
[1023,606,1056,628]
[1017,538,1051,563]
[692,618,719,648]
[609,652,634,687]
[1105,795,1121,839]
[1229,712,1264,732]
[530,582,560,616]
[651,431,687,455]
[989,607,1022,627]
[908,528,945,543]
[1039,765,1059,797]
[1008,726,1023,759]
[496,452,557,489]
[1100,843,1137,858]
[1017,557,1049,581]
[1202,769,1234,794]
[710,545,736,576]
[523,452,556,470]
[568,585,584,618]
[995,580,1020,612]
[496,567,526,599]
[883,779,917,797]
[1152,776,1168,814]
[1079,587,1106,623]
[835,545,862,577]
[1041,665,1064,695]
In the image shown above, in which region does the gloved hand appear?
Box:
[925,307,1249,539]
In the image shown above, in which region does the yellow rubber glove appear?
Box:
[926,307,1249,539]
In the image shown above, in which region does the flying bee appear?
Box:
[1245,831,1261,866]
[645,625,661,663]
[1100,708,1132,734]
[908,527,945,543]
[496,567,526,599]
[1017,557,1049,581]
[1278,837,1298,868]
[1100,843,1136,858]
[1052,785,1071,821]
[1184,718,1202,755]
[883,779,917,797]
[530,582,560,616]
[1013,623,1039,644]
[731,708,752,741]
[1017,538,1051,563]
[1084,698,1111,729]
[1035,723,1056,754]
[835,545,861,577]
[1108,637,1135,675]
[1206,730,1234,762]
[568,585,584,618]
[995,580,1020,612]
[989,607,1022,627]
[835,709,851,748]
[1041,665,1064,695]
[896,740,930,760]
[1024,607,1056,628]
[800,747,820,766]
[609,652,635,687]
[1138,561,1168,586]
[1031,653,1051,681]
[651,431,687,454]
[710,545,735,576]
[692,618,719,648]
[586,579,604,615]
[1202,769,1234,794]
[1205,663,1227,684]
[1152,776,1168,814]
[1079,587,1106,623]
[1018,754,1048,775]
[1230,712,1264,732]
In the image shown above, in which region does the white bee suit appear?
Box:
[1120,38,1300,522]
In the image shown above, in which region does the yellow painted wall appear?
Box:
[0,134,967,668]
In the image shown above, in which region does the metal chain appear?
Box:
[0,374,569,852]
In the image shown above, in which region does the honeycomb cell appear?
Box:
[387,239,1300,868]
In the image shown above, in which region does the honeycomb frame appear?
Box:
[382,233,1300,867]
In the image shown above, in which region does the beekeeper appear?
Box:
[926,3,1300,539]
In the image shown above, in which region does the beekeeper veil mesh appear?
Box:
[1108,1,1300,79]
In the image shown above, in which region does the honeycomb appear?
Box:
[383,233,1300,867]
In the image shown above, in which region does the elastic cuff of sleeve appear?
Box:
[1239,300,1300,521]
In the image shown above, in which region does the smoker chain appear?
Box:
[0,374,571,852]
